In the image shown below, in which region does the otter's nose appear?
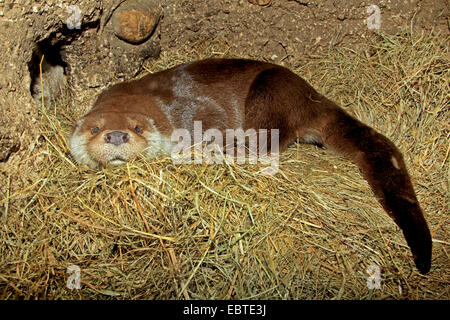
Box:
[104,131,130,146]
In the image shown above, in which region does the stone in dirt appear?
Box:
[112,0,161,44]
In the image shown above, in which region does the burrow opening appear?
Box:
[29,38,68,104]
[28,18,101,104]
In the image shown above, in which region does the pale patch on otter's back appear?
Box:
[158,70,228,132]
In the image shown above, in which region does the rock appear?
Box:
[112,0,161,44]
[113,8,158,44]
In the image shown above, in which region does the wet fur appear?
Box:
[70,58,432,274]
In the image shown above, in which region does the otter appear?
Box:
[70,58,432,274]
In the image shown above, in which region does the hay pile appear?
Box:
[1,31,448,299]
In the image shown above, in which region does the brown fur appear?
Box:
[70,58,432,274]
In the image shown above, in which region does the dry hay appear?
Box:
[0,31,448,299]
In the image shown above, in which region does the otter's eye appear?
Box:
[91,126,100,134]
[134,125,143,134]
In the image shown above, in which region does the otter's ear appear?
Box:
[73,119,84,131]
[146,117,156,129]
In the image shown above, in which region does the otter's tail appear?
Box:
[316,103,432,274]
[243,65,431,273]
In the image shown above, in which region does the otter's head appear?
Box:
[69,111,170,168]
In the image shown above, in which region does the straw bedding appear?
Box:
[0,31,448,299]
